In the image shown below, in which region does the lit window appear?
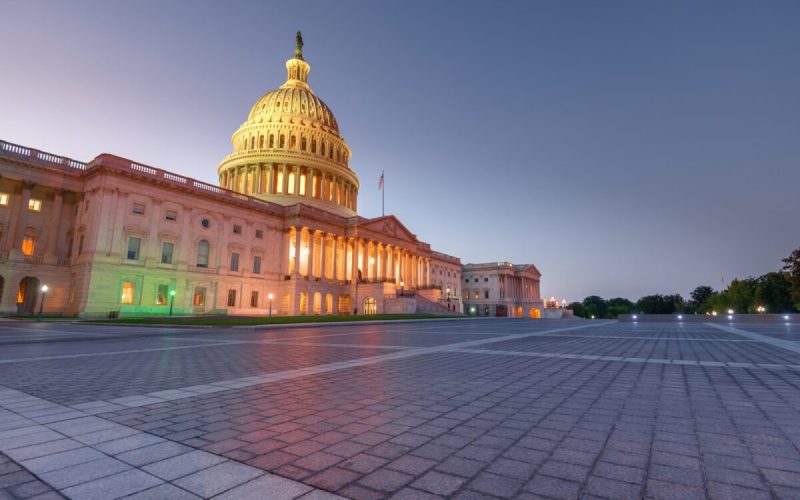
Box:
[156,284,169,305]
[230,252,240,272]
[28,199,42,212]
[474,292,479,300]
[233,224,242,234]
[132,203,145,215]
[250,291,259,308]
[127,237,141,260]
[121,282,136,304]
[161,242,174,264]
[253,255,261,274]
[255,230,263,239]
[193,287,206,306]
[227,289,237,307]
[197,240,209,268]
[0,193,9,206]
[165,210,177,221]
[464,290,470,300]
[21,236,36,256]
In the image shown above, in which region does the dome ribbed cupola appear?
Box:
[217,32,359,216]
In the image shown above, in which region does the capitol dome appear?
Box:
[217,33,358,216]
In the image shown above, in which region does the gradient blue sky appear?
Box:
[2,1,798,302]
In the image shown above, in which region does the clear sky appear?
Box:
[2,0,798,303]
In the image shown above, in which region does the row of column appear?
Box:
[284,227,431,287]
[504,275,540,301]
[221,164,356,211]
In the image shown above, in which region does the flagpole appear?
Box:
[382,170,385,217]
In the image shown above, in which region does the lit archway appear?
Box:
[312,292,322,315]
[299,292,308,315]
[17,276,40,316]
[363,297,377,315]
[529,307,541,319]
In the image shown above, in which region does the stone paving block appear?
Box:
[305,466,360,491]
[20,447,105,474]
[213,473,313,500]
[94,432,164,455]
[358,468,414,492]
[123,483,201,499]
[4,439,83,462]
[114,441,192,467]
[172,461,263,497]
[60,469,162,500]
[141,450,226,481]
[38,457,131,489]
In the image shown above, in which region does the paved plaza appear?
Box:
[2,318,800,499]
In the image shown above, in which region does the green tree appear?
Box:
[727,278,756,313]
[706,291,731,314]
[567,301,584,318]
[582,296,607,319]
[690,286,715,312]
[636,294,683,314]
[754,272,794,313]
[606,297,633,318]
[783,246,800,311]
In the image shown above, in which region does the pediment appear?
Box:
[359,215,418,244]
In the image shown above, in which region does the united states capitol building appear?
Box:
[0,36,548,318]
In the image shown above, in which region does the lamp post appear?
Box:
[446,287,451,311]
[169,289,176,317]
[400,280,404,297]
[38,284,48,321]
[268,293,274,318]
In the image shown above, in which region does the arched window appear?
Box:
[269,135,275,148]
[311,139,317,154]
[321,142,325,156]
[279,135,285,148]
[258,135,264,148]
[250,137,255,149]
[197,240,210,268]
[291,135,297,149]
[301,137,307,151]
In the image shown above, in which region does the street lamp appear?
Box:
[268,293,274,318]
[446,287,451,311]
[38,284,48,321]
[400,280,405,297]
[169,289,176,317]
[757,305,766,314]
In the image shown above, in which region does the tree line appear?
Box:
[568,246,800,318]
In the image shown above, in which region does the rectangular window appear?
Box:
[193,287,206,306]
[474,291,479,300]
[253,255,261,274]
[464,290,470,300]
[485,290,490,299]
[21,236,35,256]
[230,252,240,272]
[156,284,169,305]
[255,229,263,239]
[161,242,174,264]
[474,278,478,282]
[132,203,145,215]
[0,193,9,206]
[127,237,141,260]
[165,210,177,221]
[78,235,85,255]
[233,224,242,234]
[121,281,136,304]
[484,277,489,282]
[227,289,237,307]
[28,199,42,212]
[250,291,259,308]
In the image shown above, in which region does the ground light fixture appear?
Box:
[38,284,48,321]
[677,315,683,320]
[728,315,734,320]
[785,315,791,321]
[632,315,638,320]
[168,289,176,317]
[757,306,766,313]
[727,309,734,315]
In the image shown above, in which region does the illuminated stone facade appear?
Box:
[0,40,463,318]
[461,262,545,317]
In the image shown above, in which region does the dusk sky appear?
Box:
[2,1,798,303]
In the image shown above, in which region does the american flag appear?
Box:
[378,172,384,190]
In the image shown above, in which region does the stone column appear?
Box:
[307,230,316,278]
[282,164,289,194]
[293,227,301,278]
[349,237,358,282]
[44,189,64,259]
[329,235,337,280]
[319,232,327,280]
[305,168,313,198]
[294,165,301,196]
